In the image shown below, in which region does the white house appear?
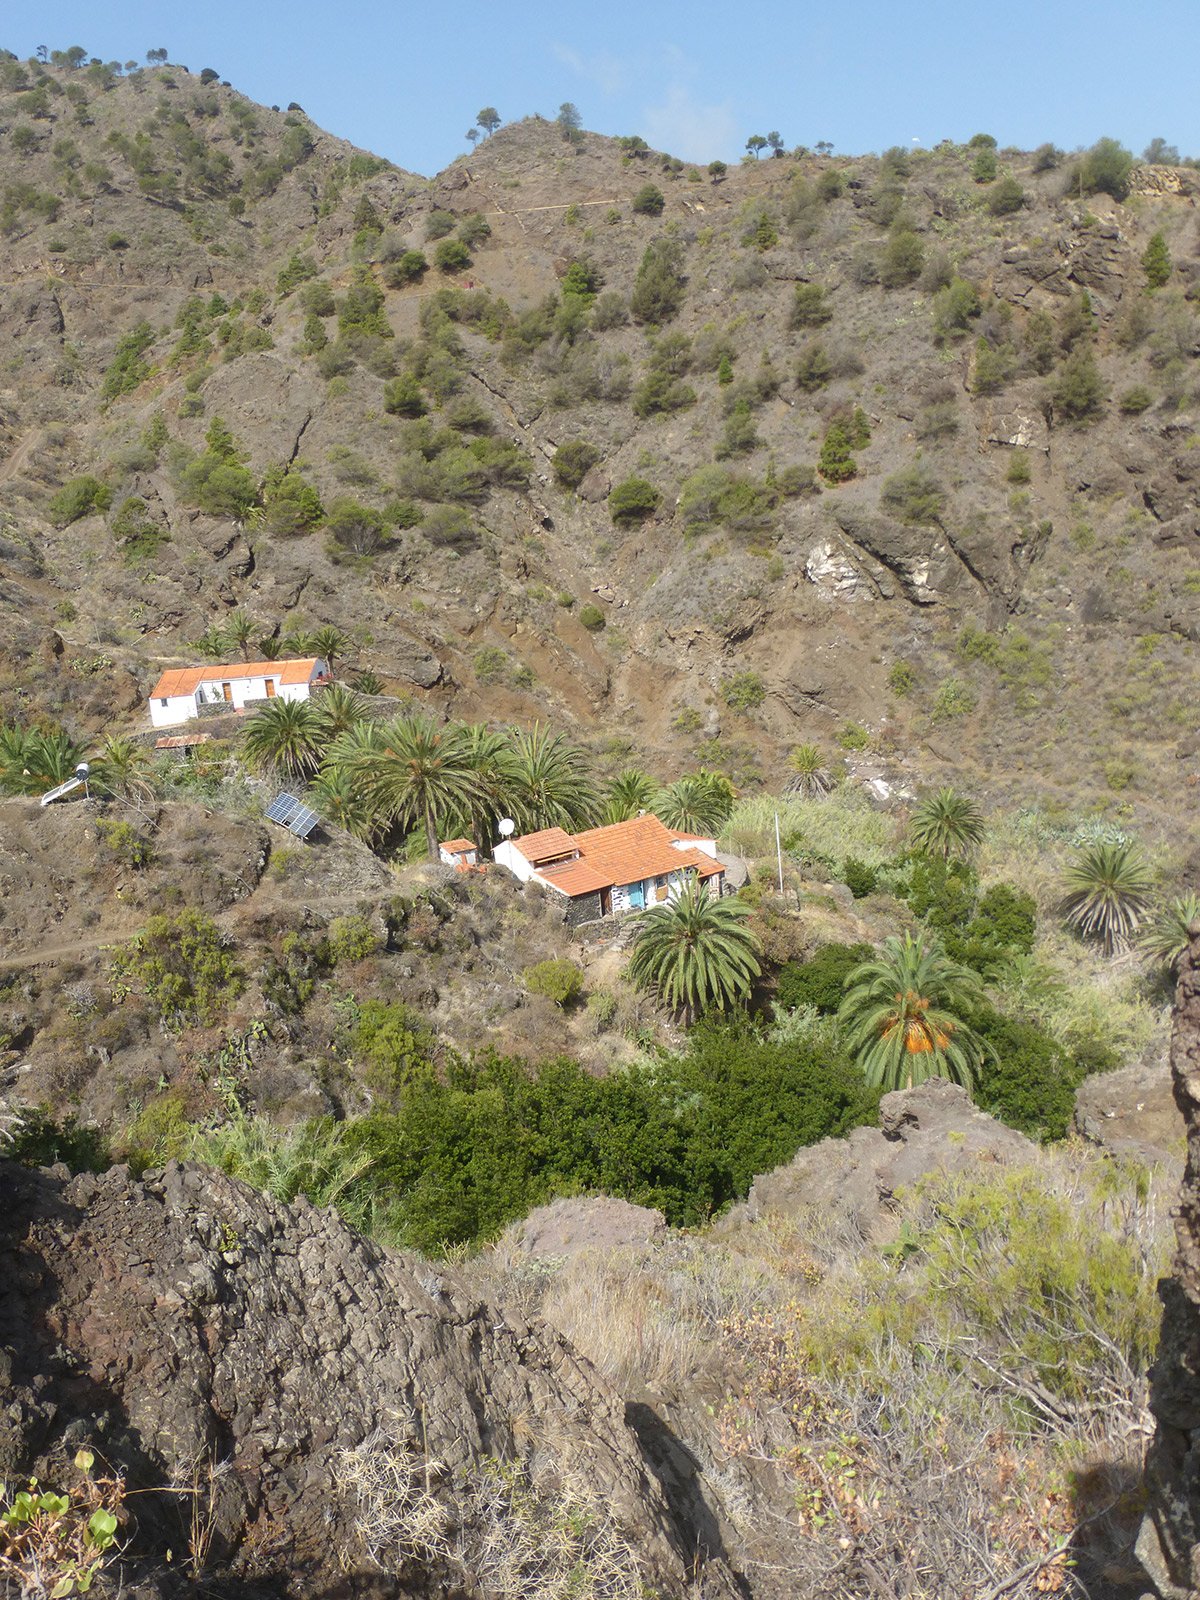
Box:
[494,814,724,926]
[147,658,329,729]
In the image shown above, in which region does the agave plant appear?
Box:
[1060,839,1154,956]
[838,932,991,1091]
[1140,891,1200,972]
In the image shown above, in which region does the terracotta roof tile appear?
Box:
[511,826,578,864]
[573,814,715,887]
[536,857,614,896]
[440,838,476,853]
[148,658,319,700]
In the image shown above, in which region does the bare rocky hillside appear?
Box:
[1,55,1199,823]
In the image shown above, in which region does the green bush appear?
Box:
[1142,232,1171,289]
[631,184,665,216]
[425,209,456,240]
[931,277,981,340]
[523,958,586,1008]
[630,238,686,323]
[720,672,766,711]
[789,282,832,328]
[1119,385,1154,415]
[1077,137,1134,200]
[5,1107,110,1173]
[971,147,998,183]
[579,603,605,630]
[818,423,856,484]
[842,858,878,898]
[352,999,437,1107]
[101,320,155,400]
[608,476,660,526]
[382,249,428,288]
[879,229,924,288]
[48,475,111,527]
[552,439,601,489]
[346,1024,878,1252]
[880,461,944,525]
[434,238,471,274]
[985,176,1025,215]
[326,914,382,965]
[111,910,243,1028]
[1049,346,1106,422]
[777,943,875,1013]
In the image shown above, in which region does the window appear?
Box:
[160,698,168,707]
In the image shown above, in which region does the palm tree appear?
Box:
[312,683,367,746]
[1140,891,1200,972]
[350,714,484,859]
[0,727,87,796]
[456,723,522,851]
[505,723,600,833]
[93,735,155,803]
[259,634,283,662]
[311,624,349,677]
[308,766,384,845]
[603,768,660,824]
[224,609,256,661]
[909,788,985,860]
[628,879,762,1023]
[785,743,833,798]
[1060,839,1154,956]
[838,932,991,1091]
[243,698,323,782]
[654,773,730,835]
[353,669,384,696]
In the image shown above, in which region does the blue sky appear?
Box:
[8,0,1198,176]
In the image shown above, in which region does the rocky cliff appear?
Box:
[1140,929,1200,1597]
[0,1157,742,1597]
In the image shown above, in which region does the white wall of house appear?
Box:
[494,841,537,882]
[149,694,200,729]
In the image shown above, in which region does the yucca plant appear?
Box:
[1060,839,1154,956]
[838,932,991,1091]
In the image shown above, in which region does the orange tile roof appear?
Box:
[512,826,578,864]
[536,857,615,896]
[149,658,319,700]
[573,814,709,887]
[440,838,476,853]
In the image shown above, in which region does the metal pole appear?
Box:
[775,811,784,892]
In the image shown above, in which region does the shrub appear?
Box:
[1142,232,1171,289]
[326,914,382,965]
[1049,346,1106,422]
[985,176,1025,215]
[789,282,832,328]
[631,184,665,216]
[842,858,878,898]
[48,474,111,527]
[1077,136,1134,200]
[100,320,155,400]
[325,498,387,556]
[971,147,998,183]
[931,277,981,339]
[630,238,686,323]
[777,943,875,1012]
[932,677,977,720]
[818,423,856,484]
[969,1008,1083,1141]
[879,229,924,288]
[553,439,601,489]
[632,369,696,418]
[523,959,585,1008]
[382,249,428,287]
[111,910,243,1028]
[425,209,456,239]
[579,603,605,630]
[352,999,436,1105]
[608,477,659,525]
[1119,385,1154,414]
[422,505,478,550]
[434,238,471,274]
[794,340,832,392]
[880,461,944,524]
[720,672,766,712]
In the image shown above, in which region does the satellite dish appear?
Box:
[498,817,515,838]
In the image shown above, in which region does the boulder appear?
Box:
[1073,1055,1182,1165]
[0,1160,740,1599]
[722,1079,1035,1239]
[500,1195,668,1259]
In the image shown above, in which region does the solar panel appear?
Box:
[265,792,301,826]
[288,804,321,841]
[265,792,321,842]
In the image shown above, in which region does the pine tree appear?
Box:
[1142,232,1171,290]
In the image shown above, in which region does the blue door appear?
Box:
[628,882,645,909]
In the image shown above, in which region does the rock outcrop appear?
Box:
[721,1078,1035,1238]
[1138,936,1200,1597]
[0,1159,741,1598]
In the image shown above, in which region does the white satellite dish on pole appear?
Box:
[498,817,515,838]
